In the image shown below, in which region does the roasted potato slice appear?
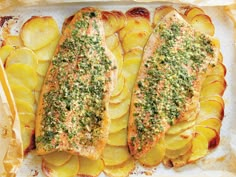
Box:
[37,60,50,76]
[3,35,23,47]
[78,157,104,177]
[35,36,60,61]
[106,33,119,51]
[184,7,205,22]
[111,74,125,97]
[200,95,224,107]
[102,145,131,166]
[104,158,135,177]
[202,75,225,88]
[108,97,131,120]
[21,125,34,154]
[200,81,226,98]
[35,91,40,103]
[108,128,127,146]
[165,140,192,159]
[198,118,222,132]
[35,75,45,92]
[19,113,35,128]
[188,133,208,162]
[15,99,34,114]
[0,45,14,64]
[10,84,34,105]
[42,152,72,166]
[20,16,60,50]
[207,63,226,76]
[153,6,175,26]
[111,43,124,76]
[6,63,38,90]
[195,126,220,149]
[124,48,143,61]
[190,14,215,36]
[42,155,79,177]
[166,120,195,135]
[109,113,128,134]
[5,47,38,68]
[125,74,137,91]
[122,58,142,78]
[110,85,130,104]
[138,139,165,167]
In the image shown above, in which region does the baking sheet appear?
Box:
[1,2,236,177]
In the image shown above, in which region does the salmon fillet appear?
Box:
[35,7,117,160]
[128,10,219,159]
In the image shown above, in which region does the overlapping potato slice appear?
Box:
[18,113,35,128]
[153,6,175,25]
[207,63,226,76]
[108,97,131,119]
[111,43,124,76]
[198,118,222,132]
[35,75,45,92]
[109,113,128,134]
[200,81,226,98]
[166,120,195,135]
[122,57,142,79]
[20,125,34,154]
[106,33,119,51]
[78,157,104,177]
[184,7,205,22]
[110,85,130,104]
[10,84,34,105]
[123,48,143,61]
[202,75,225,88]
[3,35,23,47]
[42,152,72,166]
[36,60,50,76]
[165,141,192,159]
[111,75,125,97]
[42,155,79,177]
[6,63,38,90]
[102,145,131,166]
[108,128,127,146]
[138,140,165,167]
[5,47,38,68]
[15,99,34,114]
[0,45,14,64]
[20,16,60,50]
[104,158,135,177]
[125,74,137,91]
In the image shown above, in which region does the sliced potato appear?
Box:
[166,120,195,135]
[4,35,23,47]
[104,158,135,177]
[21,16,60,50]
[165,129,193,151]
[0,45,14,64]
[122,31,150,53]
[207,63,226,77]
[21,125,34,154]
[6,63,38,90]
[109,113,128,134]
[218,52,223,63]
[35,36,60,61]
[198,118,222,132]
[10,84,34,105]
[108,128,127,146]
[78,157,104,177]
[165,140,192,159]
[124,48,143,61]
[202,75,224,88]
[200,81,226,98]
[125,74,137,91]
[195,126,220,149]
[18,113,35,128]
[102,145,131,166]
[5,47,38,68]
[111,74,125,97]
[153,6,175,25]
[108,97,131,120]
[37,60,50,76]
[190,14,215,36]
[200,95,224,107]
[35,91,40,103]
[111,43,124,76]
[42,155,79,177]
[110,85,130,104]
[15,99,34,114]
[35,75,45,91]
[106,33,119,51]
[122,58,142,78]
[43,152,72,166]
[188,133,208,162]
[184,7,205,22]
[138,140,165,167]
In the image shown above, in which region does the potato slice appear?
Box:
[5,47,38,68]
[166,120,195,135]
[138,139,165,167]
[122,31,150,53]
[184,7,205,22]
[200,95,224,107]
[42,155,79,177]
[165,129,193,151]
[111,75,125,97]
[104,158,135,177]
[119,18,152,40]
[21,16,60,50]
[198,118,222,132]
[122,58,142,78]
[200,81,226,98]
[110,85,130,104]
[109,113,128,134]
[18,113,35,128]
[108,128,127,146]
[43,152,72,166]
[37,60,50,76]
[218,52,223,63]
[108,97,131,120]
[10,84,34,105]
[190,14,215,36]
[35,35,60,61]
[195,126,220,149]
[208,63,226,76]
[125,74,137,91]
[15,99,34,114]
[124,48,143,61]
[102,145,131,166]
[21,125,34,154]
[202,75,224,88]
[106,33,119,51]
[3,35,23,47]
[35,91,40,103]
[0,45,14,64]
[6,63,38,90]
[188,133,208,162]
[165,140,192,159]
[78,157,104,177]
[111,43,124,76]
[35,75,45,92]
[153,6,175,25]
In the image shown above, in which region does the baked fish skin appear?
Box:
[35,7,117,160]
[128,10,219,159]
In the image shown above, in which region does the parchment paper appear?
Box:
[0,1,236,177]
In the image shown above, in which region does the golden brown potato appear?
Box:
[153,6,175,26]
[106,33,120,51]
[207,63,226,77]
[35,75,45,92]
[165,141,192,159]
[198,118,222,132]
[0,45,14,64]
[125,74,137,91]
[123,48,143,61]
[200,95,224,107]
[20,125,35,154]
[18,112,35,128]
[15,99,34,114]
[36,60,50,76]
[108,128,127,146]
[125,7,150,20]
[184,7,205,22]
[166,120,195,135]
[110,84,130,104]
[111,43,124,76]
[202,75,225,88]
[42,152,72,166]
[200,81,226,98]
[10,84,34,105]
[109,113,128,134]
[3,35,23,47]
[122,58,142,79]
[111,74,125,97]
[20,16,60,50]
